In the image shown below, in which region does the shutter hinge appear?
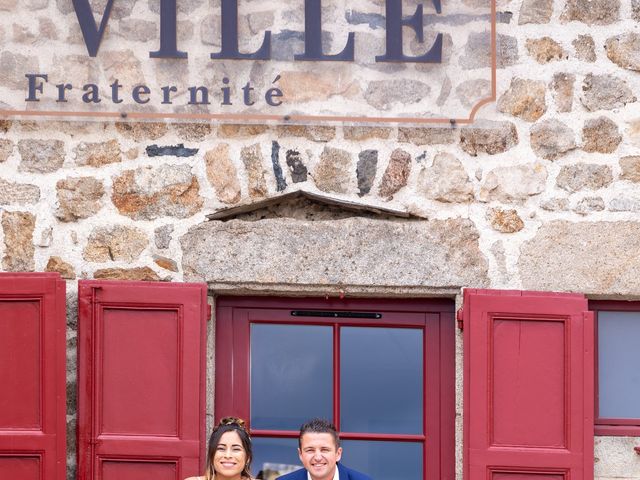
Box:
[456,308,464,331]
[207,304,212,321]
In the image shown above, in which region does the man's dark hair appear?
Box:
[298,418,341,449]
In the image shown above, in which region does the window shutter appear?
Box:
[77,280,208,480]
[463,289,594,480]
[0,273,66,480]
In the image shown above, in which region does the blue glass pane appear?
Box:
[341,440,422,480]
[252,437,302,480]
[251,324,333,430]
[340,327,423,434]
[598,311,640,418]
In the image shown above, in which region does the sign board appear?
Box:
[0,0,495,124]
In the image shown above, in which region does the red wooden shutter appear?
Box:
[0,273,66,480]
[463,289,594,480]
[77,281,208,480]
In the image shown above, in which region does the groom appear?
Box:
[277,418,372,480]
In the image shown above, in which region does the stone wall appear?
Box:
[2,0,640,479]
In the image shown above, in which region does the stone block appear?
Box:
[518,0,553,24]
[454,79,492,109]
[526,37,565,63]
[111,165,204,220]
[561,0,620,24]
[313,147,352,194]
[634,0,640,20]
[2,211,35,271]
[519,221,640,295]
[356,150,378,197]
[277,69,358,103]
[556,163,613,192]
[582,117,622,153]
[573,35,596,62]
[541,197,570,211]
[486,208,524,233]
[153,255,179,272]
[605,33,640,72]
[117,19,157,42]
[497,78,547,122]
[172,122,213,141]
[275,125,335,142]
[460,32,518,69]
[550,73,575,112]
[205,144,241,204]
[620,156,640,182]
[0,139,12,162]
[45,256,76,279]
[343,126,393,141]
[460,121,518,156]
[0,178,40,205]
[55,177,105,222]
[419,152,473,203]
[218,124,268,138]
[93,267,161,281]
[479,163,547,202]
[241,144,268,199]
[0,51,38,88]
[398,127,457,146]
[573,197,605,215]
[580,74,636,111]
[364,79,431,110]
[530,119,576,160]
[608,194,640,212]
[154,224,174,249]
[74,140,122,167]
[18,139,65,173]
[115,122,168,141]
[285,150,308,184]
[378,149,412,199]
[83,225,148,263]
[181,217,489,289]
[595,436,640,478]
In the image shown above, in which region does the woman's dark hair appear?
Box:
[204,417,253,480]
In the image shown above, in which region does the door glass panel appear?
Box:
[598,311,640,418]
[252,437,301,480]
[340,327,423,434]
[251,324,333,430]
[341,440,422,480]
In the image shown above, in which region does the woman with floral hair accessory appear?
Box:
[185,417,255,480]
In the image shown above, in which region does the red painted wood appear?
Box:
[78,281,208,480]
[463,289,594,480]
[589,300,640,435]
[215,296,455,480]
[0,273,66,480]
[251,430,426,441]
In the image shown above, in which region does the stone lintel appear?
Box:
[181,216,489,291]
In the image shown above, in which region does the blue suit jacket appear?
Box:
[276,462,372,480]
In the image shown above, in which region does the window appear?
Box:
[590,301,640,435]
[215,297,455,480]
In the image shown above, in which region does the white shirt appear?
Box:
[307,468,339,480]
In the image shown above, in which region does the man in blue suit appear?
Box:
[277,418,372,480]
